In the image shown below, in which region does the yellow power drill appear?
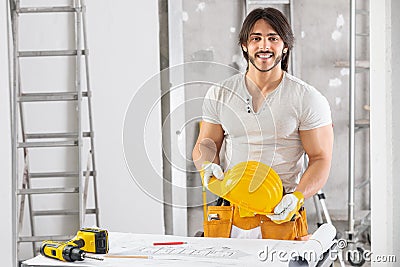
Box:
[40,228,109,262]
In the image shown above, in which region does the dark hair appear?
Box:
[239,8,294,71]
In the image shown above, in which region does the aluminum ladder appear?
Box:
[8,0,99,265]
[344,1,371,265]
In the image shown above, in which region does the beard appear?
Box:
[248,51,284,72]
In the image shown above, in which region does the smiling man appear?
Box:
[192,8,333,240]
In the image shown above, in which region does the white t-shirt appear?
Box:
[202,72,332,192]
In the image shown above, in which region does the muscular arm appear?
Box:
[192,121,225,170]
[296,124,334,199]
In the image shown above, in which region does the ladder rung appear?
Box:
[19,235,74,243]
[32,208,97,216]
[17,187,79,195]
[18,50,86,57]
[26,132,77,139]
[29,171,78,178]
[18,92,89,102]
[356,9,369,15]
[18,140,77,148]
[247,0,290,4]
[83,170,95,176]
[17,6,77,13]
[83,131,92,137]
[334,60,370,69]
[29,171,94,178]
[355,119,370,129]
[25,131,92,139]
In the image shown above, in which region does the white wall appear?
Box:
[86,0,163,234]
[0,0,163,265]
[390,0,400,258]
[370,0,400,265]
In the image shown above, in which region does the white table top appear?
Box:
[23,224,336,267]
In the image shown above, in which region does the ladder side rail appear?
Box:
[13,0,37,254]
[288,0,295,75]
[12,0,38,260]
[83,151,91,220]
[243,0,248,16]
[9,0,36,260]
[9,1,19,266]
[316,190,333,225]
[348,0,356,240]
[81,0,100,226]
[74,0,85,227]
[312,194,324,227]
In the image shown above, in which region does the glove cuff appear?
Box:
[293,191,305,206]
[200,161,211,179]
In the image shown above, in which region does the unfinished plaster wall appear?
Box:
[294,0,370,230]
[180,0,370,236]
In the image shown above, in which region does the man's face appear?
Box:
[243,19,286,73]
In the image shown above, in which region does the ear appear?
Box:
[242,45,247,53]
[283,47,288,53]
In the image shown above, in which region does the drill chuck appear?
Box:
[62,245,85,262]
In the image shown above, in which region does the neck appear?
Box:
[245,66,284,96]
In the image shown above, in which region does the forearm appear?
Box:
[295,157,331,199]
[192,138,220,170]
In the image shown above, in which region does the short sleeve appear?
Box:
[299,89,332,130]
[202,85,221,124]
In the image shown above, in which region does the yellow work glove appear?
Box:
[266,191,304,224]
[200,161,224,189]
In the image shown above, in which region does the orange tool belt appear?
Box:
[203,204,309,240]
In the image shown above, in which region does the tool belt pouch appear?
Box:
[295,207,308,239]
[231,205,308,240]
[203,205,308,240]
[203,206,234,238]
[260,207,308,240]
[261,219,296,240]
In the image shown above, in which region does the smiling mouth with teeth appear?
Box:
[256,52,273,59]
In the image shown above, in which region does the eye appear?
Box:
[250,36,261,42]
[269,36,279,42]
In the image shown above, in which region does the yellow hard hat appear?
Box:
[205,161,283,215]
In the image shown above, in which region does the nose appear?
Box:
[259,38,269,51]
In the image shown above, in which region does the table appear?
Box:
[23,224,337,267]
